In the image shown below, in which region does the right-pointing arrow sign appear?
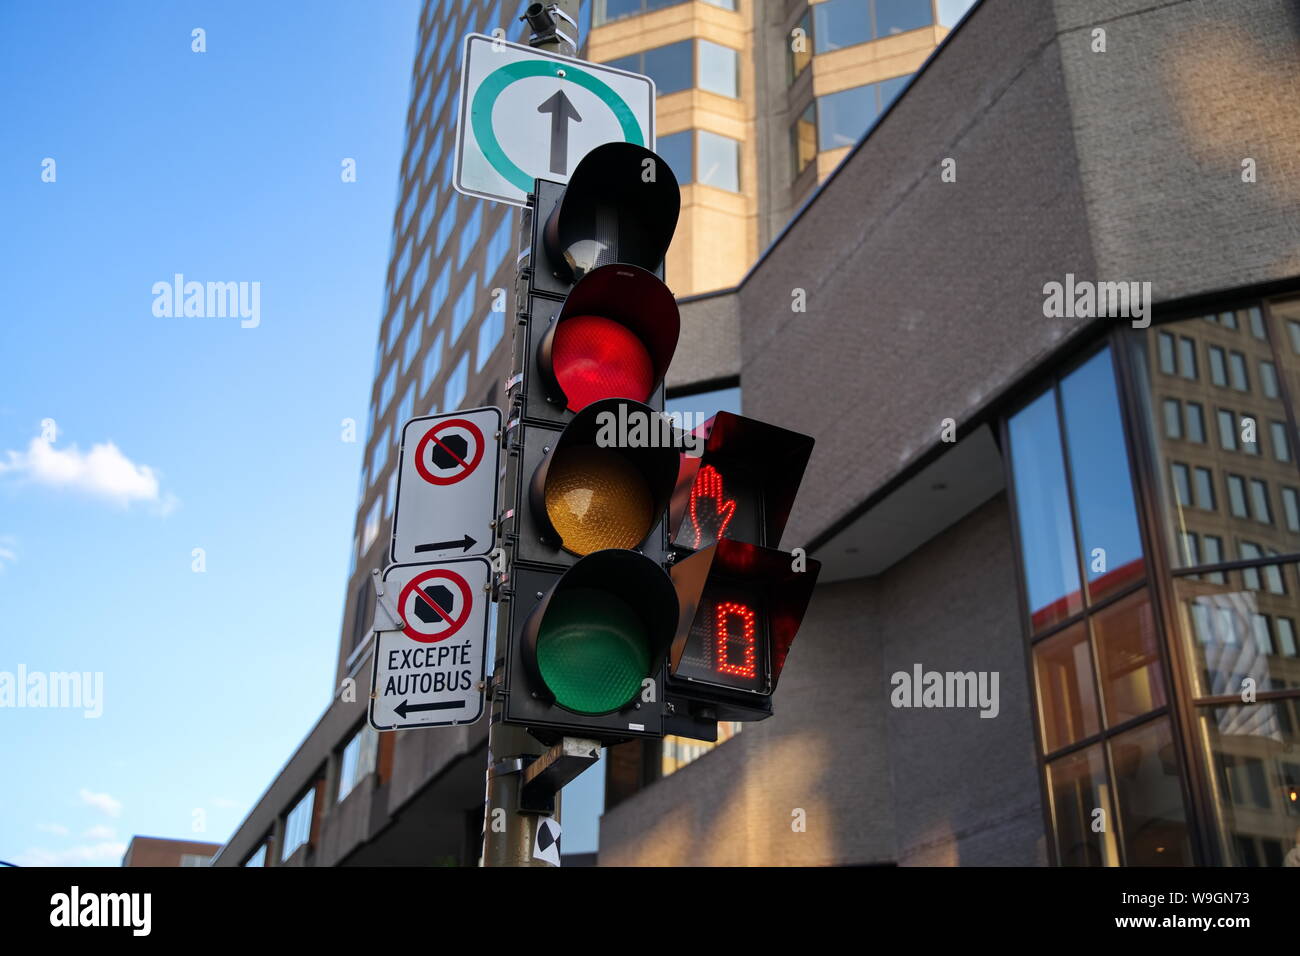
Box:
[415,534,477,555]
[537,89,582,176]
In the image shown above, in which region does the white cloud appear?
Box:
[15,841,126,867]
[0,535,15,572]
[35,823,69,836]
[83,824,116,840]
[79,788,122,817]
[0,433,175,512]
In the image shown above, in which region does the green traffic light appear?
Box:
[536,587,650,715]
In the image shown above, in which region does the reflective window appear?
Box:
[485,214,514,275]
[452,273,478,341]
[1046,744,1119,866]
[875,0,934,37]
[1230,351,1250,392]
[1033,623,1100,752]
[1059,350,1145,603]
[1186,402,1206,442]
[698,40,738,98]
[459,204,482,268]
[361,497,381,553]
[1178,336,1198,379]
[813,0,871,52]
[378,364,397,415]
[477,307,505,371]
[436,196,459,253]
[1163,399,1181,439]
[697,130,741,191]
[337,724,379,803]
[1201,704,1300,866]
[657,130,693,185]
[1009,390,1082,631]
[1157,332,1176,374]
[429,265,451,323]
[1209,346,1227,386]
[282,787,316,861]
[790,102,817,177]
[595,0,733,27]
[1092,590,1166,727]
[1108,718,1193,865]
[422,331,445,396]
[936,0,979,27]
[817,74,913,150]
[444,352,470,412]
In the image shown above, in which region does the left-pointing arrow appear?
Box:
[395,699,462,719]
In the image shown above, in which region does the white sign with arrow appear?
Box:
[368,557,491,731]
[453,32,655,207]
[390,406,501,565]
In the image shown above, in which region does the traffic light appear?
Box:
[497,142,681,743]
[496,142,820,747]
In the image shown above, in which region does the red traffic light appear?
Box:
[668,538,821,700]
[537,263,680,413]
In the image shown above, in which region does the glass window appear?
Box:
[361,497,380,553]
[422,331,445,395]
[385,468,398,518]
[436,196,459,253]
[791,102,817,177]
[936,0,978,27]
[818,83,877,150]
[1178,337,1198,379]
[1108,719,1193,865]
[1201,705,1300,866]
[337,724,378,803]
[1227,474,1249,518]
[1194,467,1215,510]
[874,0,934,37]
[642,41,694,96]
[1185,402,1205,442]
[429,265,451,323]
[1171,463,1191,507]
[1162,399,1181,439]
[696,130,741,191]
[1229,351,1250,391]
[594,0,709,26]
[397,382,415,427]
[1202,535,1226,582]
[1217,409,1237,450]
[1059,350,1145,603]
[1246,306,1267,339]
[459,204,483,268]
[242,844,267,868]
[485,214,514,275]
[1008,391,1082,631]
[1288,320,1300,355]
[813,0,871,53]
[1251,479,1273,524]
[444,352,470,412]
[1033,623,1100,752]
[1209,346,1227,386]
[378,364,397,415]
[657,130,693,185]
[477,308,505,371]
[1157,332,1176,374]
[698,40,738,98]
[1220,310,1238,330]
[1271,421,1291,462]
[403,313,423,371]
[1046,745,1119,866]
[452,273,478,341]
[281,787,316,861]
[1283,487,1300,532]
[1092,590,1166,727]
[1261,361,1279,398]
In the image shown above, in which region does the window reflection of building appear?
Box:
[662,722,742,776]
[1007,347,1191,866]
[1133,296,1300,867]
[1005,297,1300,866]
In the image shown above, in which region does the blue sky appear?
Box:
[0,0,422,865]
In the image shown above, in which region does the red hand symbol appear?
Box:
[689,464,736,548]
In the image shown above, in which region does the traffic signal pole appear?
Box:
[481,0,585,869]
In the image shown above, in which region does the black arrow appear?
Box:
[537,89,582,176]
[395,699,462,719]
[414,533,476,554]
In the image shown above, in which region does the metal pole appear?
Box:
[480,1,583,868]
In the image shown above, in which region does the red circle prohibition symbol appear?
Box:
[414,419,486,486]
[397,569,474,644]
